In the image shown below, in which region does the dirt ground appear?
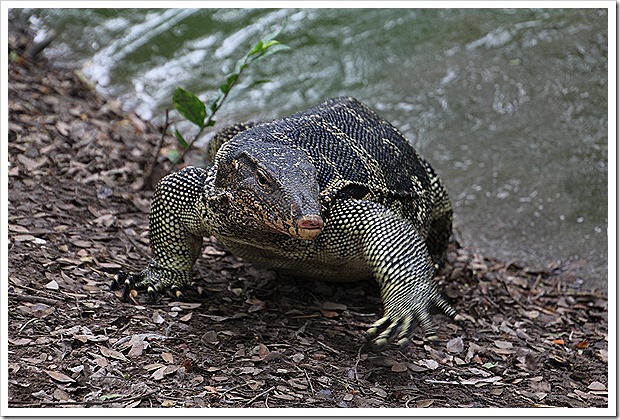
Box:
[6,26,609,410]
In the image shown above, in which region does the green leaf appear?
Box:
[168,23,290,164]
[209,96,221,114]
[262,39,281,49]
[247,40,264,57]
[99,394,123,401]
[174,129,189,149]
[219,73,239,95]
[167,149,180,162]
[253,43,290,61]
[172,87,206,128]
[249,79,272,87]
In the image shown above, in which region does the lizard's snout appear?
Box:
[295,214,324,240]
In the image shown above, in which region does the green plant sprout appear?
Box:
[170,25,289,165]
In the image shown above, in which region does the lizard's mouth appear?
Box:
[293,214,324,240]
[264,214,324,240]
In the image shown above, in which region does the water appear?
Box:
[17,8,609,291]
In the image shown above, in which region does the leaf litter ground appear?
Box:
[6,26,608,410]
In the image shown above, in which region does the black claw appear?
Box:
[170,286,185,301]
[110,270,128,291]
[370,337,388,352]
[121,282,132,303]
[365,328,378,340]
[456,317,469,338]
[425,334,440,342]
[396,337,410,349]
[147,287,158,303]
[111,270,134,302]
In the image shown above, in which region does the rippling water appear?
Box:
[17,7,609,290]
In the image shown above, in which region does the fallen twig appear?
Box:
[9,292,60,306]
[143,109,171,188]
[244,386,275,407]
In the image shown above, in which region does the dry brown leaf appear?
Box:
[161,352,174,364]
[247,380,263,391]
[575,340,589,349]
[320,309,338,318]
[322,301,347,311]
[12,234,36,242]
[152,312,165,324]
[126,334,149,358]
[179,312,193,322]
[97,261,122,269]
[92,214,116,227]
[274,393,296,401]
[203,245,227,256]
[71,239,91,248]
[494,340,513,349]
[587,381,606,391]
[164,365,179,376]
[53,388,72,402]
[93,357,108,368]
[245,297,262,305]
[31,303,55,318]
[144,363,165,372]
[248,301,267,313]
[202,331,219,345]
[523,310,540,319]
[490,387,504,396]
[390,362,408,372]
[416,399,434,408]
[262,351,282,362]
[446,336,464,353]
[17,154,47,171]
[370,387,387,398]
[257,343,269,358]
[99,345,128,362]
[468,367,492,377]
[493,348,515,355]
[419,359,439,370]
[44,370,75,383]
[170,301,202,310]
[73,335,89,343]
[45,279,59,290]
[287,378,308,390]
[9,338,32,346]
[152,366,167,381]
[8,224,30,233]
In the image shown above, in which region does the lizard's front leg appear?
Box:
[112,166,209,300]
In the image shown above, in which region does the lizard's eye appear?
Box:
[256,169,271,188]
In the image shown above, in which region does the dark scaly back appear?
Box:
[236,98,430,192]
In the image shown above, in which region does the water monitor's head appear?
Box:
[213,140,323,240]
